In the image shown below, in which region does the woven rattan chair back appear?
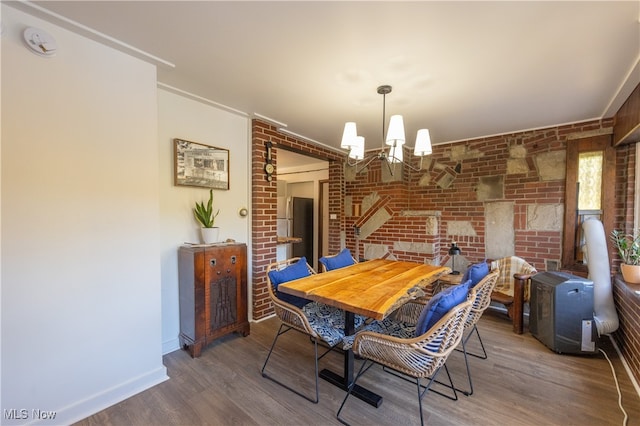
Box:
[264,258,318,337]
[262,258,346,404]
[466,268,500,331]
[337,293,474,425]
[454,268,500,396]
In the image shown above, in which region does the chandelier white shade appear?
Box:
[342,85,432,172]
[385,115,405,147]
[414,129,432,156]
[348,136,365,160]
[341,122,358,149]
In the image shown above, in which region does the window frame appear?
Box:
[562,135,616,270]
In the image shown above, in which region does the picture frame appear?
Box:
[174,138,229,190]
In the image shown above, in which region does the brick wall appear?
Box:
[251,120,343,320]
[344,120,613,271]
[343,121,638,385]
[251,118,639,388]
[612,142,638,386]
[613,277,640,387]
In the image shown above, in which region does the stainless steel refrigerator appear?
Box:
[291,197,313,261]
[276,196,313,262]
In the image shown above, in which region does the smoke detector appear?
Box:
[23,27,57,57]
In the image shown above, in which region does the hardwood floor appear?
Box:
[76,311,639,425]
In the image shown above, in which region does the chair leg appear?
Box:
[458,336,473,396]
[513,278,525,334]
[339,362,453,426]
[336,359,372,425]
[261,323,325,404]
[455,325,488,359]
[416,377,425,426]
[261,323,290,379]
[372,366,453,426]
[505,302,514,319]
[416,365,452,426]
[431,364,458,401]
[468,324,488,359]
[384,364,458,402]
[451,324,490,396]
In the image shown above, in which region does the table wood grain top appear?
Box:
[278,259,450,319]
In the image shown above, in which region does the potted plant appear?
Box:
[194,189,220,244]
[610,229,640,284]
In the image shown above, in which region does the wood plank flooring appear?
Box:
[75,311,640,425]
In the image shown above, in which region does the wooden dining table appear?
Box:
[278,258,450,407]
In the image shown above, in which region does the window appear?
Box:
[562,135,615,270]
[573,151,604,263]
[578,151,603,211]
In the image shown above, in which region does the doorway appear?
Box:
[277,150,329,271]
[319,180,329,259]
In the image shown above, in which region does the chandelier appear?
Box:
[341,85,432,174]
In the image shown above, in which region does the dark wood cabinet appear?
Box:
[178,243,250,357]
[613,82,640,146]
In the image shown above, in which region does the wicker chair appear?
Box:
[261,258,361,403]
[455,268,500,395]
[345,268,500,397]
[490,256,537,334]
[318,248,358,273]
[337,293,474,426]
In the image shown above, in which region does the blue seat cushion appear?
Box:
[415,280,471,336]
[461,261,489,288]
[268,257,312,308]
[319,248,355,271]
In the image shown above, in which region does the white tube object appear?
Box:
[582,218,619,335]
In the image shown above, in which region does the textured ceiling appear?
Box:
[19,1,640,154]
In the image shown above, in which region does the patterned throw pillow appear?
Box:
[319,248,355,271]
[268,257,312,308]
[415,280,471,336]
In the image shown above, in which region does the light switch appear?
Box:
[330,214,337,220]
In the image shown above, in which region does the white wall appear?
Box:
[1,5,167,424]
[157,88,250,353]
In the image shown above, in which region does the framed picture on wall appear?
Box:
[174,138,229,190]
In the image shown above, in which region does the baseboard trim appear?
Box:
[252,313,275,323]
[163,337,180,355]
[41,365,169,425]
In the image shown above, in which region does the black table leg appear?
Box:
[319,311,383,407]
[319,369,382,407]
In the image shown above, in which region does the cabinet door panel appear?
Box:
[210,274,238,330]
